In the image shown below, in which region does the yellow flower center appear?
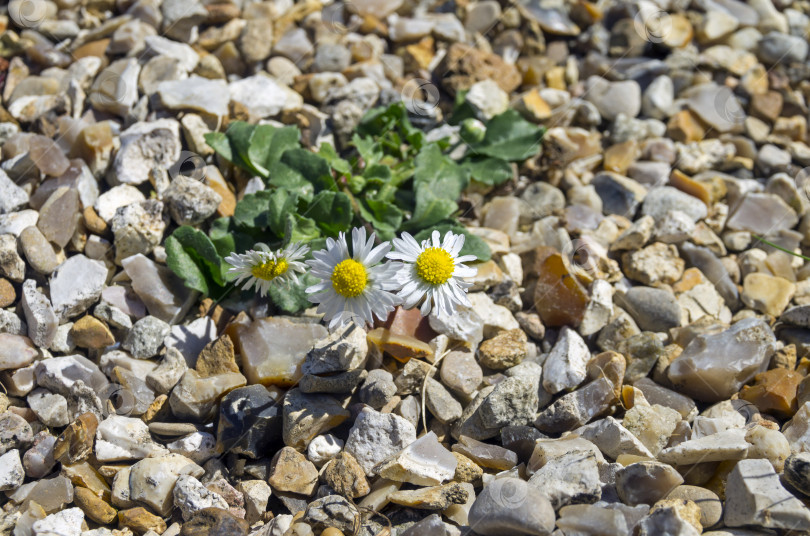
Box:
[331,259,368,297]
[415,247,455,285]
[251,258,289,281]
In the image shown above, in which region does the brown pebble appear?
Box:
[477,329,528,370]
[268,447,319,496]
[367,327,434,363]
[452,452,483,484]
[741,368,803,418]
[771,344,797,370]
[388,482,469,510]
[196,334,239,377]
[118,507,167,535]
[74,486,117,524]
[322,451,370,499]
[54,413,98,464]
[70,315,115,349]
[140,394,170,424]
[73,39,111,60]
[0,278,14,308]
[521,247,588,328]
[180,507,249,536]
[83,206,108,235]
[62,460,111,499]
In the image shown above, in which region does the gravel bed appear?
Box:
[2,0,810,535]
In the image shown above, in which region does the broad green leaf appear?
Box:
[363,163,392,185]
[268,273,316,314]
[170,226,226,286]
[285,213,321,243]
[267,189,299,239]
[351,135,383,167]
[233,190,273,229]
[357,101,415,138]
[224,121,263,175]
[448,89,477,125]
[346,174,366,194]
[470,109,545,161]
[208,217,236,257]
[414,223,491,262]
[281,148,336,192]
[358,198,403,240]
[318,143,352,176]
[267,161,315,202]
[361,164,393,198]
[403,187,457,231]
[404,128,426,153]
[204,132,233,163]
[209,218,264,259]
[165,226,230,296]
[461,156,514,186]
[165,235,209,295]
[248,124,300,176]
[307,191,353,235]
[413,144,469,199]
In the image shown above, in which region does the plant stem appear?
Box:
[752,235,810,262]
[207,282,237,315]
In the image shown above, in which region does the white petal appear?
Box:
[441,231,455,250]
[431,230,441,248]
[365,241,391,265]
[420,295,433,315]
[454,265,477,278]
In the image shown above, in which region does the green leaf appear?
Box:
[165,235,209,295]
[209,217,264,259]
[173,226,225,285]
[358,199,403,240]
[469,109,545,161]
[461,156,514,186]
[414,223,491,262]
[267,189,299,239]
[351,135,383,168]
[267,161,315,202]
[307,191,353,235]
[268,273,317,314]
[224,121,264,175]
[357,101,415,138]
[281,148,336,192]
[406,144,469,229]
[413,144,469,199]
[363,163,392,185]
[205,122,302,179]
[248,124,300,176]
[165,226,229,296]
[448,89,477,125]
[204,132,233,163]
[360,164,393,198]
[318,143,352,176]
[233,190,274,229]
[208,217,236,257]
[403,187,457,231]
[285,213,321,243]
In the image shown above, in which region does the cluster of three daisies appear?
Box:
[225,228,478,328]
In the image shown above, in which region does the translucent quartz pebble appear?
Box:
[236,317,327,386]
[376,431,457,486]
[668,317,776,402]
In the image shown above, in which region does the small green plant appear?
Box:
[165,99,545,313]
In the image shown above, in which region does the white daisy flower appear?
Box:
[306,227,401,329]
[225,242,309,297]
[387,230,478,317]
